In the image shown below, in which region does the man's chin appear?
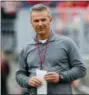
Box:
[37,31,45,34]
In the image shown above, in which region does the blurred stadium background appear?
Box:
[1,1,89,94]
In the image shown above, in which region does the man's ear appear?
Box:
[30,19,32,24]
[30,20,33,28]
[50,17,52,22]
[30,16,32,24]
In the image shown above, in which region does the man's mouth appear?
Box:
[37,28,44,31]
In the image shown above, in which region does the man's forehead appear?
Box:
[31,10,49,17]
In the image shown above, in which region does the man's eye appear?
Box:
[34,20,39,22]
[41,19,46,21]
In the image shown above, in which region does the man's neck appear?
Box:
[37,32,50,40]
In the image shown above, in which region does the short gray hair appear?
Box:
[30,4,51,16]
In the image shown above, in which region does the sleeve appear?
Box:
[15,49,30,88]
[59,38,87,82]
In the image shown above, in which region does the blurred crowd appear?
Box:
[1,1,89,95]
[1,1,89,14]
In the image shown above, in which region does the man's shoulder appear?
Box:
[21,40,36,53]
[54,33,76,47]
[54,34,78,51]
[54,33,73,42]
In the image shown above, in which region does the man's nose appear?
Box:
[38,21,43,26]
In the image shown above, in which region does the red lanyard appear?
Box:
[37,39,48,69]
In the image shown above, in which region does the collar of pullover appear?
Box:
[30,31,57,45]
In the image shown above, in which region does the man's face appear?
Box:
[31,10,52,35]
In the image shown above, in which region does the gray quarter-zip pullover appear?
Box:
[16,32,86,94]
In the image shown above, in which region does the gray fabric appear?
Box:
[16,32,86,94]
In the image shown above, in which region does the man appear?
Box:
[16,4,86,94]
